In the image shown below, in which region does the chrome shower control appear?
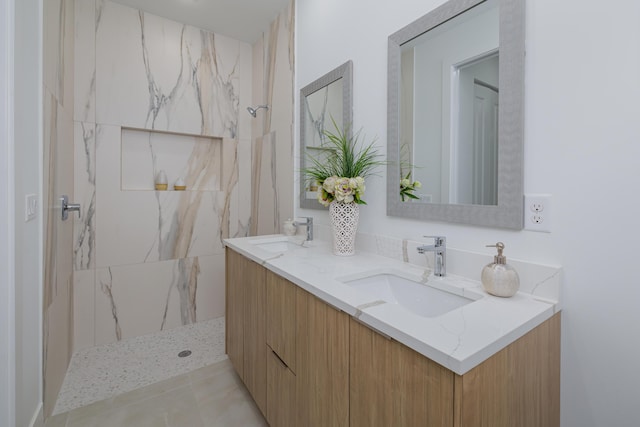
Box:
[60,195,81,221]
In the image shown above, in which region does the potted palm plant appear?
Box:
[303,118,384,256]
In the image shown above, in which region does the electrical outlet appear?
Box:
[530,203,544,213]
[524,194,551,232]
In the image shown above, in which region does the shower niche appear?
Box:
[121,128,223,192]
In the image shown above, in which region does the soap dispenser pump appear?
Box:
[481,242,520,297]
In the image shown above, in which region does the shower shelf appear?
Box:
[121,127,223,192]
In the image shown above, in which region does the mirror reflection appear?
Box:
[400,0,499,205]
[303,79,344,149]
[299,61,352,209]
[387,0,524,229]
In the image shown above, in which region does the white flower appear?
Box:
[317,188,332,206]
[322,176,338,194]
[413,180,422,189]
[334,177,354,202]
[400,178,411,188]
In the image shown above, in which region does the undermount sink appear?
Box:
[248,236,305,253]
[342,272,477,318]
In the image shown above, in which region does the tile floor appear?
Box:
[45,359,268,427]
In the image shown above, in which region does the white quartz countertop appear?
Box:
[224,235,559,375]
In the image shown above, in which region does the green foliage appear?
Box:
[302,117,384,186]
[400,171,422,202]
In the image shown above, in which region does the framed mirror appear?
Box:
[300,60,353,209]
[387,0,525,229]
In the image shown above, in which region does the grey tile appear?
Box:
[187,358,234,382]
[67,385,203,427]
[191,362,266,426]
[196,389,267,427]
[111,373,191,408]
[44,412,68,427]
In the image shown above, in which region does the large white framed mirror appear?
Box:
[387,0,525,228]
[300,61,353,209]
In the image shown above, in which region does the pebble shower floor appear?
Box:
[53,317,227,415]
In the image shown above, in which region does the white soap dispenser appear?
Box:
[282,218,296,236]
[481,242,520,297]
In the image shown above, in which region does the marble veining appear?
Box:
[226,231,561,375]
[142,138,224,261]
[219,138,239,246]
[529,268,562,300]
[91,255,225,345]
[250,2,295,236]
[44,0,69,106]
[160,257,200,329]
[263,19,278,134]
[95,0,105,29]
[138,11,186,132]
[439,307,467,366]
[73,122,96,270]
[251,132,280,235]
[72,0,292,350]
[98,267,122,341]
[97,1,241,138]
[303,86,330,147]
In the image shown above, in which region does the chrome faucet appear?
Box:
[417,236,446,277]
[293,217,313,241]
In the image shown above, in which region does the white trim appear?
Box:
[37,0,44,413]
[0,0,16,426]
[28,403,44,427]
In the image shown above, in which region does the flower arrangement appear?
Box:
[400,172,422,202]
[303,118,383,207]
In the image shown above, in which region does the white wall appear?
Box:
[12,0,44,424]
[0,0,16,423]
[296,0,640,425]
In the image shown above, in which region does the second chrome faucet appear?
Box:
[293,217,313,241]
[417,236,446,277]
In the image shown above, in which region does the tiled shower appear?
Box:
[44,0,295,416]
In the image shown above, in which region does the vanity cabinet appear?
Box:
[295,286,350,426]
[265,271,297,425]
[454,312,560,427]
[350,315,560,427]
[264,269,350,426]
[226,248,560,427]
[350,318,455,426]
[266,347,296,426]
[225,248,267,415]
[266,271,296,370]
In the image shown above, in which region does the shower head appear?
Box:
[247,105,269,117]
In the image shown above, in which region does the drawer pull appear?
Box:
[272,349,289,369]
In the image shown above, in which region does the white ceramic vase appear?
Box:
[329,201,359,256]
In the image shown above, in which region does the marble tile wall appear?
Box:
[121,129,223,191]
[250,1,295,235]
[73,0,294,351]
[44,0,75,417]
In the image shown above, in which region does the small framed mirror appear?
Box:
[387,0,525,229]
[299,61,353,209]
